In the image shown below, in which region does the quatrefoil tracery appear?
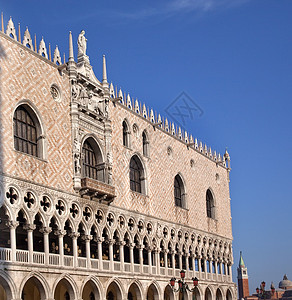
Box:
[6,187,18,204]
[24,192,35,209]
[40,196,51,212]
[56,200,65,215]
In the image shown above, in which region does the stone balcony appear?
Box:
[80,177,116,203]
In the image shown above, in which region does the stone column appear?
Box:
[119,241,125,271]
[204,258,207,274]
[70,232,80,268]
[164,249,168,275]
[97,238,103,270]
[198,257,202,277]
[155,249,160,274]
[108,239,114,271]
[228,264,232,281]
[171,250,175,276]
[129,243,134,273]
[178,251,182,270]
[24,224,36,263]
[7,220,18,262]
[40,227,52,265]
[138,245,143,273]
[56,229,66,266]
[83,234,92,269]
[185,253,189,276]
[148,247,152,274]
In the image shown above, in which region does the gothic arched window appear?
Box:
[130,155,146,194]
[174,175,185,208]
[123,120,130,147]
[142,130,149,157]
[83,140,97,180]
[206,189,215,219]
[13,106,38,157]
[82,138,104,182]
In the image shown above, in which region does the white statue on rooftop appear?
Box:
[78,30,87,56]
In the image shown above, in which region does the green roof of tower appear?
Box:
[239,251,245,267]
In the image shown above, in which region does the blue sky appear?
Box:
[2,0,292,293]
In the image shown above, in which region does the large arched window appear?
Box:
[123,120,130,147]
[13,105,41,157]
[82,138,105,182]
[130,155,146,194]
[206,189,215,219]
[174,175,185,208]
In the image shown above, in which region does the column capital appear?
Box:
[96,237,104,243]
[69,232,80,239]
[55,229,67,237]
[23,224,36,231]
[6,220,19,229]
[117,241,126,246]
[39,226,52,234]
[107,239,115,245]
[82,234,93,241]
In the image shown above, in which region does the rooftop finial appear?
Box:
[69,31,74,61]
[102,54,108,85]
[18,23,21,42]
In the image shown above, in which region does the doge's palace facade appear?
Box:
[0,15,236,300]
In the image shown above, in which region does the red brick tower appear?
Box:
[237,251,250,299]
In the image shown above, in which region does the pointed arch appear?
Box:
[81,136,105,182]
[81,276,103,300]
[13,100,46,159]
[106,278,125,300]
[164,284,175,300]
[0,205,10,248]
[205,286,213,300]
[0,270,16,300]
[53,274,78,300]
[174,174,186,208]
[122,119,131,147]
[216,288,224,300]
[49,216,60,255]
[129,154,147,195]
[128,280,143,300]
[226,288,233,300]
[146,281,160,300]
[206,188,215,219]
[20,272,49,300]
[142,129,150,157]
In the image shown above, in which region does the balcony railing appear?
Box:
[0,247,232,283]
[80,177,116,203]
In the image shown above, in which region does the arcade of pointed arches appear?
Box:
[0,181,233,296]
[0,271,235,300]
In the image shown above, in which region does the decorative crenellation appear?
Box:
[1,13,66,66]
[110,85,230,167]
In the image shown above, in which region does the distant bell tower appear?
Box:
[237,251,250,299]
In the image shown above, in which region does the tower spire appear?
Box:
[239,251,245,267]
[237,251,249,299]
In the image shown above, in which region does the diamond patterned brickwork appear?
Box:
[0,33,74,193]
[109,103,233,239]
